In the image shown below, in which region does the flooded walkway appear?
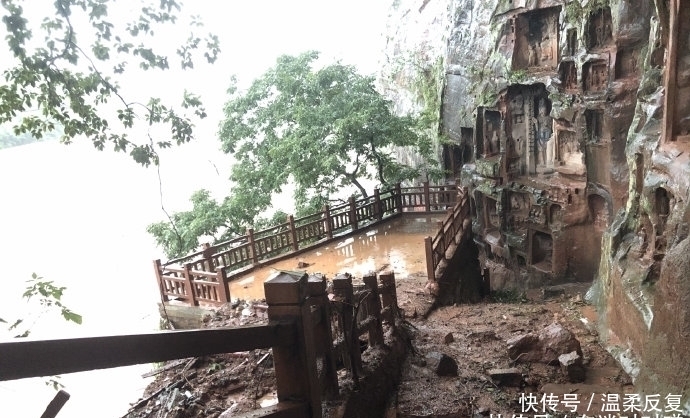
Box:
[229,214,444,300]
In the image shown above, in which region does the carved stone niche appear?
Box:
[483,195,501,233]
[549,204,563,229]
[673,7,690,139]
[554,125,585,176]
[530,230,553,272]
[615,47,641,79]
[512,7,560,71]
[507,91,527,177]
[559,61,578,91]
[588,193,610,231]
[586,7,613,51]
[654,187,671,238]
[482,110,502,157]
[506,191,530,235]
[583,60,609,93]
[584,109,604,143]
[566,28,578,57]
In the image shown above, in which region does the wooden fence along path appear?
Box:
[155,182,462,307]
[424,186,471,281]
[0,271,402,418]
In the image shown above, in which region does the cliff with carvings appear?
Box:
[381,0,689,409]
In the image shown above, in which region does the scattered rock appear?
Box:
[425,280,440,296]
[467,330,499,341]
[558,351,586,383]
[507,323,582,365]
[487,368,523,387]
[443,332,454,344]
[425,351,458,376]
[218,402,239,418]
[507,334,541,363]
[296,260,310,268]
[539,323,582,365]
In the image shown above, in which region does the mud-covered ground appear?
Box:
[124,277,632,418]
[396,282,633,417]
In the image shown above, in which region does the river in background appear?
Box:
[0,138,234,417]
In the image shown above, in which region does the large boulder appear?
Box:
[507,323,582,365]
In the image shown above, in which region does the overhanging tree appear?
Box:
[148,51,442,258]
[0,0,219,165]
[0,0,219,388]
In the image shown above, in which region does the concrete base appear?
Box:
[158,303,216,329]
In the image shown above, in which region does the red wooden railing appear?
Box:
[424,187,471,282]
[0,270,402,418]
[154,182,459,307]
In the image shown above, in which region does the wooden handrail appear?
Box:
[424,186,469,282]
[156,183,459,307]
[0,323,296,381]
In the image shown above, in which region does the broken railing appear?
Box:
[0,270,401,418]
[155,181,458,307]
[424,186,471,282]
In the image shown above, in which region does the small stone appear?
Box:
[507,334,541,363]
[487,368,523,387]
[297,260,310,268]
[443,332,455,344]
[425,351,458,376]
[558,351,586,383]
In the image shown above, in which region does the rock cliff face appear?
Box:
[381,0,689,410]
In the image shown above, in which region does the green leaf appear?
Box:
[61,309,83,325]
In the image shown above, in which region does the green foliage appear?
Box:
[149,51,440,258]
[0,0,219,166]
[564,0,610,27]
[0,273,82,390]
[220,51,434,197]
[507,68,528,84]
[1,274,81,340]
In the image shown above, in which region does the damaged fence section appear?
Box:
[0,270,401,418]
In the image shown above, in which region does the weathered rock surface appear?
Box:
[558,351,585,383]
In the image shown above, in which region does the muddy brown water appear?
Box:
[229,215,444,301]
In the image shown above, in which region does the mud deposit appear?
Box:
[397,285,633,417]
[126,281,632,418]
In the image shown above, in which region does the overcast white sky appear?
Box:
[1,0,393,143]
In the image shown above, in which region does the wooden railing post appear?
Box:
[379,272,398,325]
[40,389,70,418]
[306,275,339,399]
[349,196,359,231]
[424,236,435,282]
[332,274,362,382]
[362,273,384,347]
[394,182,403,213]
[216,267,231,304]
[323,205,333,239]
[288,215,299,251]
[153,259,169,302]
[183,263,199,307]
[247,228,259,265]
[264,271,322,418]
[423,181,431,212]
[201,242,215,272]
[373,188,382,221]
